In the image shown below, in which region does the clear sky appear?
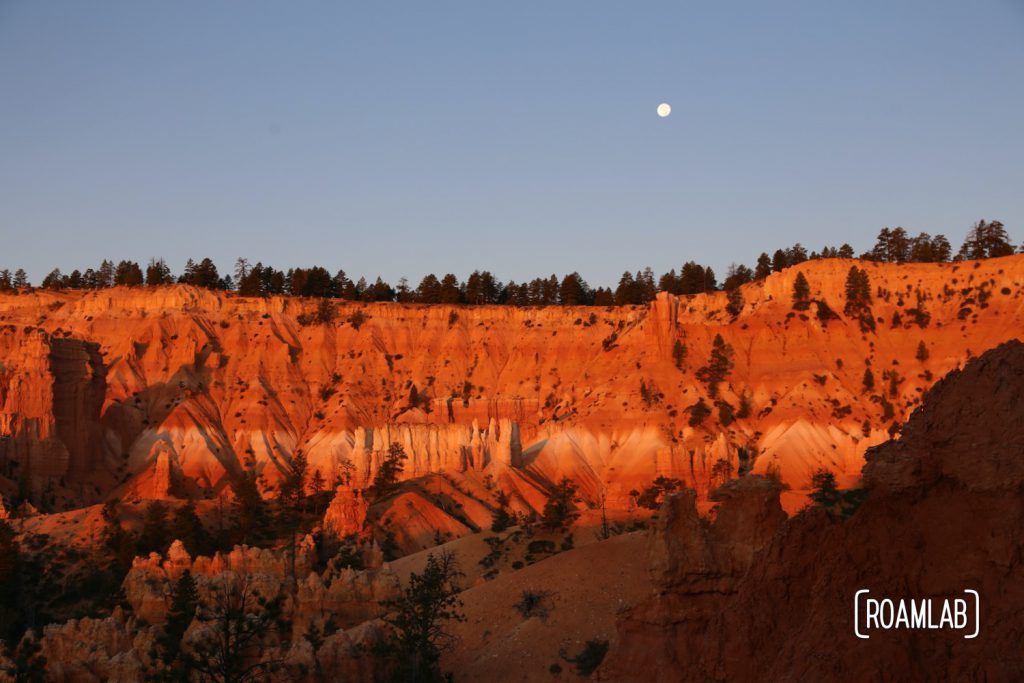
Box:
[2,1,1022,287]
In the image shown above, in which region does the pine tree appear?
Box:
[367,442,408,501]
[844,267,874,332]
[146,258,173,286]
[862,368,875,392]
[726,288,744,318]
[182,577,284,682]
[381,551,465,682]
[231,459,269,546]
[101,498,136,571]
[490,491,513,532]
[169,500,212,556]
[809,469,841,508]
[541,478,579,530]
[695,334,735,398]
[754,253,772,280]
[688,397,711,427]
[672,339,687,370]
[152,570,198,677]
[138,500,170,554]
[957,219,1014,260]
[792,272,811,310]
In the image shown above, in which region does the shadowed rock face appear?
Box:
[0,327,106,492]
[602,340,1024,682]
[1,255,1023,513]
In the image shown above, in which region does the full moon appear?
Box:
[657,102,671,118]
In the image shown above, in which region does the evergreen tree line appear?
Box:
[3,219,1015,305]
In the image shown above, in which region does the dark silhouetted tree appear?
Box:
[754,253,772,280]
[368,443,408,501]
[792,272,811,310]
[114,260,144,286]
[695,334,734,398]
[957,219,1014,260]
[182,577,283,683]
[381,550,465,683]
[138,500,170,555]
[541,478,579,530]
[146,258,173,286]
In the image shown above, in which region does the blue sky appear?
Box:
[1,1,1022,287]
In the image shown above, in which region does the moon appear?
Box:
[657,102,671,118]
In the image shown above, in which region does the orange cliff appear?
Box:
[0,255,1022,512]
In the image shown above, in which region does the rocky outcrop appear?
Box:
[31,538,401,683]
[38,609,151,683]
[323,485,370,538]
[602,340,1024,681]
[123,538,399,638]
[0,326,105,504]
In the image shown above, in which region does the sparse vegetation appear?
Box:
[809,468,866,518]
[563,639,609,676]
[514,589,556,620]
[632,476,685,510]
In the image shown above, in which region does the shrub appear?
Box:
[347,310,368,330]
[672,339,687,369]
[315,299,336,325]
[566,640,609,676]
[514,589,555,620]
[633,476,685,510]
[527,540,556,555]
[688,398,711,427]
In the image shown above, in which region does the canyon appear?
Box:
[1,255,1022,521]
[1,255,1023,680]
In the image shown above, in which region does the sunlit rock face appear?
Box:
[1,255,1022,512]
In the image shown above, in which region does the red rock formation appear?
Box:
[0,326,105,504]
[122,537,399,635]
[31,538,400,682]
[602,340,1024,681]
[1,256,1022,514]
[323,484,370,538]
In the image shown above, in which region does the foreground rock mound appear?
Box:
[603,340,1024,681]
